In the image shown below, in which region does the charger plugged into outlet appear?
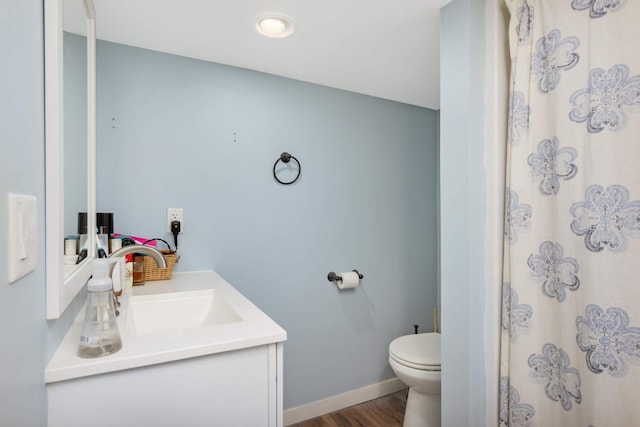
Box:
[167,208,183,233]
[167,208,183,251]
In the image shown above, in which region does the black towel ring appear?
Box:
[273,152,301,185]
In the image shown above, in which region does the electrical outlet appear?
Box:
[167,208,183,233]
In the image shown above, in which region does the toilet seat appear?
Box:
[389,332,441,371]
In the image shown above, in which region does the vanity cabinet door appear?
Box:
[48,345,276,426]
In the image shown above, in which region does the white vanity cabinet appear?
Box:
[48,342,283,427]
[46,271,286,427]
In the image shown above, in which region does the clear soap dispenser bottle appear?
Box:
[77,259,123,358]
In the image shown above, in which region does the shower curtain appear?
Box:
[500,1,640,425]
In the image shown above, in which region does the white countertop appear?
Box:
[46,270,287,383]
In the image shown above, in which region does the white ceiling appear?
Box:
[79,1,445,109]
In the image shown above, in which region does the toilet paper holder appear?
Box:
[327,270,364,283]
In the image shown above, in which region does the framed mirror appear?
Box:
[45,0,96,319]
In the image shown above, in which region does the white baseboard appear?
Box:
[283,377,407,426]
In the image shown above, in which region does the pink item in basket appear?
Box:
[113,233,157,246]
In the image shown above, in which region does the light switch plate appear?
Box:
[8,193,38,283]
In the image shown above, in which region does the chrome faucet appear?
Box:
[107,244,168,313]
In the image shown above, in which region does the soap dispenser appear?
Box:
[77,259,123,358]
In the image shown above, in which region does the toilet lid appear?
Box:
[389,333,441,369]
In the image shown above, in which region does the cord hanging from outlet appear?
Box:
[171,220,181,250]
[167,208,183,251]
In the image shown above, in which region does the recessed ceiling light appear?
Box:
[256,13,295,39]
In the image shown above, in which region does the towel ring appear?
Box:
[273,152,301,185]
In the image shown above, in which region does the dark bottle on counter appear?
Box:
[76,212,88,264]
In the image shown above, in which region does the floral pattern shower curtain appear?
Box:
[500,1,640,425]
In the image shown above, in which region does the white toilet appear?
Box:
[388,332,441,427]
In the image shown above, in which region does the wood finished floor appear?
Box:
[289,389,408,427]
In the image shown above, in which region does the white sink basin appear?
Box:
[123,289,242,336]
[46,271,287,383]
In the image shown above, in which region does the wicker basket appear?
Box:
[142,250,178,281]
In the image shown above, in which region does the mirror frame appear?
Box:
[45,0,97,319]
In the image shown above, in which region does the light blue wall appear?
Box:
[0,2,93,425]
[96,41,439,408]
[0,2,47,424]
[440,0,487,425]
